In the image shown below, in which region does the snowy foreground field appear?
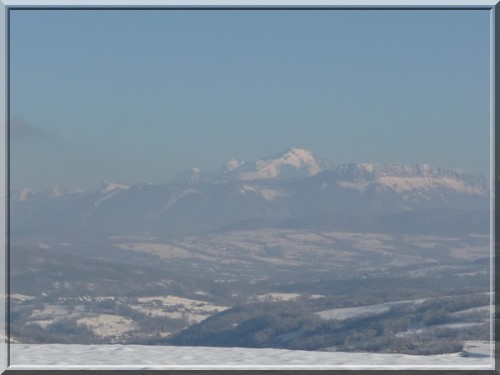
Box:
[9,342,493,370]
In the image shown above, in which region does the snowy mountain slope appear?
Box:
[334,163,487,195]
[172,148,331,183]
[237,148,325,181]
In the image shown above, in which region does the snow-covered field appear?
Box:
[9,342,493,370]
[315,298,426,321]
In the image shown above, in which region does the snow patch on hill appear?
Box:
[16,188,31,202]
[101,182,130,194]
[238,185,286,201]
[161,188,200,211]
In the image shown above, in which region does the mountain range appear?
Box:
[10,148,490,240]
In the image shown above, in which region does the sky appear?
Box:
[9,9,491,191]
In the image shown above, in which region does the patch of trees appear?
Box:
[341,334,464,355]
[272,272,489,302]
[167,293,490,355]
[168,301,319,348]
[11,319,102,344]
[136,315,185,333]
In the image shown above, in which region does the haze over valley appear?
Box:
[9,148,492,365]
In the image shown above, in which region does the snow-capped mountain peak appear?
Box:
[101,181,130,194]
[238,147,324,181]
[224,159,244,172]
[171,147,328,183]
[50,185,86,198]
[262,147,320,170]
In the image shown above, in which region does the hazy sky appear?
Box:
[10,9,491,191]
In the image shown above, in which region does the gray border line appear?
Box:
[0,2,496,373]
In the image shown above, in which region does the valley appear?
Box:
[9,225,491,355]
[8,149,493,362]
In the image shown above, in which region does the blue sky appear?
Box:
[10,9,491,191]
